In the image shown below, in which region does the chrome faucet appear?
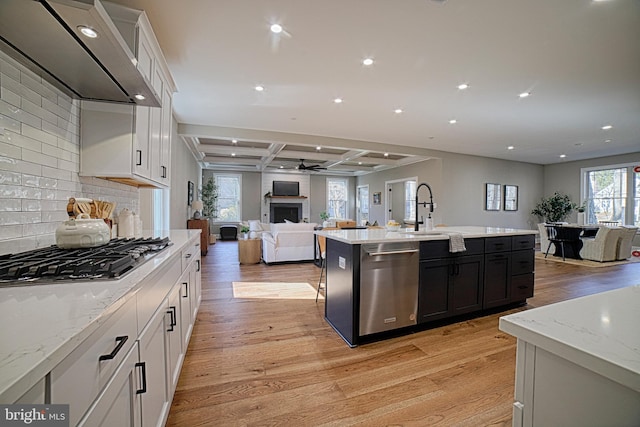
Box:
[415,182,434,231]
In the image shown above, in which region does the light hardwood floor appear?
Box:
[166,240,640,426]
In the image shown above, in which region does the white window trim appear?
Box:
[213,173,242,223]
[580,161,637,225]
[326,177,349,220]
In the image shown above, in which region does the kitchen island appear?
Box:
[315,226,537,346]
[0,229,202,426]
[499,285,640,427]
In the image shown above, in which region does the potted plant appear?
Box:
[531,192,579,223]
[240,225,250,239]
[320,211,329,228]
[201,177,218,243]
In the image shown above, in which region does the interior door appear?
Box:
[356,185,369,225]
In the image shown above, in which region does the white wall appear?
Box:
[0,51,140,254]
[169,119,202,229]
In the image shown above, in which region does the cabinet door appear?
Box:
[484,252,512,308]
[133,105,152,179]
[138,304,170,427]
[190,255,202,321]
[451,254,484,315]
[78,343,141,427]
[165,285,183,396]
[159,84,172,185]
[418,259,452,322]
[179,270,193,350]
[150,67,164,183]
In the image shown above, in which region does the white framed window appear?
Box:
[214,173,242,222]
[327,177,348,219]
[581,163,638,226]
[404,180,417,221]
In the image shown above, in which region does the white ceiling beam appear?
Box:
[203,156,262,165]
[197,145,270,156]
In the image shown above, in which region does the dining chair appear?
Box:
[544,224,573,261]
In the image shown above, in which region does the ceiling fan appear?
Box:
[296,159,326,171]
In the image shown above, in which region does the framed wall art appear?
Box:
[485,183,501,211]
[373,192,381,205]
[504,185,518,211]
[187,180,195,206]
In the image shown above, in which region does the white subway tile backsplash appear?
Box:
[0,141,21,159]
[0,52,140,246]
[1,84,21,108]
[22,123,57,146]
[0,170,21,185]
[1,199,21,211]
[22,149,57,168]
[22,199,42,211]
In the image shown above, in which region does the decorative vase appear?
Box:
[577,212,585,225]
[249,231,257,239]
[322,221,330,228]
[243,233,249,240]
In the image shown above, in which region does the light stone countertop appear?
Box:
[315,225,537,245]
[0,229,200,403]
[499,285,640,392]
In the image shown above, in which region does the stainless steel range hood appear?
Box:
[0,0,161,107]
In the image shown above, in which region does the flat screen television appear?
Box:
[272,180,299,196]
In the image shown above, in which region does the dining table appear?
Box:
[548,224,600,259]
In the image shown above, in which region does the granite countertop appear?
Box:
[316,225,537,244]
[499,285,640,392]
[0,229,200,403]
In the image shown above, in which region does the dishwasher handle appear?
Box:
[367,249,419,256]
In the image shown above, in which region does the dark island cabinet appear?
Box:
[484,235,535,308]
[418,239,484,323]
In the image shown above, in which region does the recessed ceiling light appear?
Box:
[519,92,531,98]
[604,139,612,143]
[333,98,343,104]
[383,153,389,157]
[559,154,567,158]
[601,125,613,130]
[394,109,403,114]
[358,161,362,165]
[231,153,236,157]
[270,24,283,34]
[362,58,374,66]
[316,146,321,151]
[78,26,98,38]
[449,119,457,124]
[507,145,515,150]
[231,139,237,144]
[134,94,145,100]
[255,85,264,92]
[280,165,284,169]
[457,83,469,90]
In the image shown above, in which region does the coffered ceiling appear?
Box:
[111,0,640,173]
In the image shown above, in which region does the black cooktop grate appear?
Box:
[0,237,171,286]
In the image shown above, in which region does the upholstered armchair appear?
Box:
[616,226,639,260]
[580,227,625,262]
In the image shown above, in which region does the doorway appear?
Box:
[384,177,417,227]
[356,185,369,225]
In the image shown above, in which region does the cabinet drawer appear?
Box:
[485,237,512,253]
[181,242,197,271]
[137,256,181,332]
[50,295,137,426]
[512,273,534,300]
[512,234,535,250]
[512,250,534,275]
[420,238,484,259]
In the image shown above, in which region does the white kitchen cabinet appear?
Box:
[79,7,175,188]
[78,342,142,427]
[50,295,137,426]
[165,284,183,397]
[138,301,170,427]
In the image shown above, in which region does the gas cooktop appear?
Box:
[0,237,172,287]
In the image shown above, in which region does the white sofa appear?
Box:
[261,222,317,264]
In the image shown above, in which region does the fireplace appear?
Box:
[270,203,302,223]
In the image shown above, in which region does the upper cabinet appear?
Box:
[80,6,176,188]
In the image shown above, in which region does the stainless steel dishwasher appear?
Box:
[359,241,419,336]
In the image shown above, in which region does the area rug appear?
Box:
[232,282,323,300]
[535,249,640,268]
